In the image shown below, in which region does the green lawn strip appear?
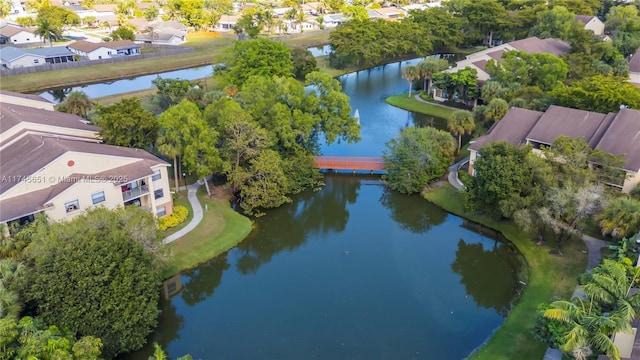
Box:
[160,193,194,237]
[160,188,252,279]
[423,184,587,360]
[386,94,457,119]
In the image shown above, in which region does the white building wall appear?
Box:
[630,72,640,86]
[2,54,45,68]
[8,31,40,44]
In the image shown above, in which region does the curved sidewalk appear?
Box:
[162,181,204,245]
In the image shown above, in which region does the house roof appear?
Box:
[93,4,116,12]
[28,46,75,57]
[526,105,611,146]
[508,37,570,56]
[0,102,98,137]
[218,14,240,23]
[375,6,404,15]
[68,40,139,53]
[0,46,42,62]
[629,47,640,73]
[135,32,182,42]
[595,108,640,171]
[468,107,543,151]
[0,90,52,104]
[0,158,161,222]
[469,105,640,172]
[574,15,596,25]
[0,24,32,37]
[0,134,167,195]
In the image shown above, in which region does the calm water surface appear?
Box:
[74,57,523,360]
[129,176,521,360]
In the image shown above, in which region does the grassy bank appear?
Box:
[386,94,458,119]
[161,188,252,279]
[423,185,587,360]
[160,193,193,238]
[0,31,331,93]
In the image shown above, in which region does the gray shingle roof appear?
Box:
[0,134,167,194]
[0,102,98,136]
[630,47,640,73]
[469,105,640,172]
[0,46,36,62]
[509,37,570,57]
[28,46,75,57]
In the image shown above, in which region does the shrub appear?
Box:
[159,205,188,231]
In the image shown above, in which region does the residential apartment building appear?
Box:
[0,91,173,232]
[468,105,640,193]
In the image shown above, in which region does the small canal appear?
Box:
[44,50,524,359]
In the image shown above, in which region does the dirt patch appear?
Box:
[210,185,232,201]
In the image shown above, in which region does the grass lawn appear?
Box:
[423,185,587,360]
[386,94,458,119]
[160,187,252,279]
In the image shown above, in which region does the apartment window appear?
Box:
[91,191,106,205]
[154,189,164,199]
[65,199,80,213]
[157,206,166,217]
[152,170,161,181]
[33,59,39,64]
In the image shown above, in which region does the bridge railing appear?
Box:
[313,156,386,171]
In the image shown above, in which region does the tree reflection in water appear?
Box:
[450,233,523,317]
[379,187,448,233]
[235,175,361,275]
[180,254,230,306]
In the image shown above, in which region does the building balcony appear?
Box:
[121,181,149,202]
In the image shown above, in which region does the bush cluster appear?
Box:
[159,205,188,230]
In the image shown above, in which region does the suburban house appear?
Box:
[468,105,640,193]
[134,20,187,44]
[629,47,640,86]
[300,2,322,15]
[575,15,605,36]
[373,6,406,19]
[1,46,75,69]
[214,14,240,32]
[0,91,173,233]
[0,24,39,45]
[433,37,570,102]
[67,40,141,60]
[279,19,316,34]
[322,13,348,27]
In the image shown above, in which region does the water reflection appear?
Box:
[235,176,362,275]
[451,235,522,317]
[379,187,447,233]
[180,254,230,306]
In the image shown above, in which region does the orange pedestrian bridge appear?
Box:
[313,156,386,173]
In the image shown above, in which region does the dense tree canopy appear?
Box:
[550,75,640,113]
[97,98,158,149]
[219,38,293,87]
[19,208,160,358]
[382,127,456,194]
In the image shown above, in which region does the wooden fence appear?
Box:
[0,46,194,76]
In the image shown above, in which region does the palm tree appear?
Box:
[34,18,62,47]
[583,259,640,315]
[263,10,274,35]
[295,8,306,33]
[544,298,630,360]
[417,58,448,96]
[60,91,93,118]
[402,65,419,99]
[598,198,640,238]
[447,110,475,152]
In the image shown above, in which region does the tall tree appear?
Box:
[447,110,475,152]
[0,0,12,18]
[417,57,449,96]
[598,197,640,239]
[529,6,575,40]
[461,0,508,46]
[550,75,640,113]
[57,91,92,118]
[34,17,62,47]
[220,38,293,87]
[402,65,419,98]
[96,98,158,149]
[382,127,456,194]
[20,208,160,357]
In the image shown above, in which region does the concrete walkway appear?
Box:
[162,181,204,245]
[413,93,463,111]
[447,157,468,190]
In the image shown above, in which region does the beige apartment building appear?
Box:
[0,91,173,232]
